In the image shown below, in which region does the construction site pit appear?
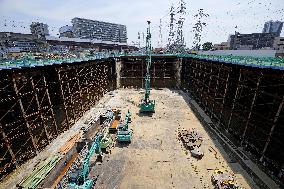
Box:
[2,88,260,189]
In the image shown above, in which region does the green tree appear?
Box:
[202,42,213,51]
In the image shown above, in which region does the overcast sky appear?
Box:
[0,0,283,48]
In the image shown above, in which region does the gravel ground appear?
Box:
[90,89,253,189]
[1,88,254,189]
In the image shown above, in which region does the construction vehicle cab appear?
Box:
[117,110,133,142]
[109,109,122,133]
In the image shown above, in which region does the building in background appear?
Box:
[45,36,136,53]
[273,37,284,57]
[59,25,74,38]
[213,42,229,50]
[228,32,277,50]
[30,22,49,38]
[0,31,134,55]
[262,20,283,37]
[71,17,127,43]
[0,32,46,53]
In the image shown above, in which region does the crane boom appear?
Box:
[140,21,155,113]
[79,134,102,182]
[123,110,131,130]
[144,21,152,101]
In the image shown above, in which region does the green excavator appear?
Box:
[140,21,155,113]
[117,110,133,142]
[100,126,113,152]
[68,133,102,189]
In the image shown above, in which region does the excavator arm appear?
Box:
[69,133,102,187]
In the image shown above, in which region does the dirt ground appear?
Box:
[90,88,253,189]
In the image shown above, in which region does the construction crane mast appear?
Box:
[140,21,155,113]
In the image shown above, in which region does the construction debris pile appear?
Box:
[178,128,204,159]
[101,108,121,133]
[211,169,241,189]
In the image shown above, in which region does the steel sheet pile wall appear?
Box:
[0,59,115,179]
[119,57,178,88]
[181,57,284,176]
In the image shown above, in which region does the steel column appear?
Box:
[260,95,284,162]
[241,72,262,144]
[227,69,243,131]
[12,73,38,153]
[30,78,51,142]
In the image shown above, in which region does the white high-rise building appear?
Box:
[71,17,127,43]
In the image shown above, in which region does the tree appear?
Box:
[202,42,213,51]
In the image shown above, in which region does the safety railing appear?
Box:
[1,53,284,70]
[0,52,112,70]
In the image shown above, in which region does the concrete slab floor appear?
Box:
[90,89,254,189]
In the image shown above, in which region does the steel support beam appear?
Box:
[241,72,262,144]
[12,73,38,153]
[30,78,51,142]
[57,69,70,128]
[75,67,83,116]
[260,95,284,162]
[227,69,243,131]
[42,75,58,135]
[211,63,221,117]
[0,123,17,165]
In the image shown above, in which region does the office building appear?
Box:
[262,20,283,37]
[71,17,127,43]
[273,37,284,57]
[213,42,230,50]
[0,32,45,53]
[229,32,277,50]
[30,22,49,37]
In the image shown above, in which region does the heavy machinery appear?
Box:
[109,109,122,133]
[100,108,114,126]
[68,134,102,189]
[100,127,113,152]
[100,108,121,133]
[117,110,133,142]
[140,21,155,113]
